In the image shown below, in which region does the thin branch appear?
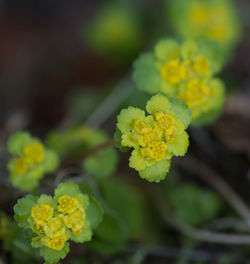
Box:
[60,139,115,168]
[151,187,250,245]
[175,156,250,228]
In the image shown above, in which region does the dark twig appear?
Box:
[175,156,250,228]
[60,139,115,168]
[150,187,250,245]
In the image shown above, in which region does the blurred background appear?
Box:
[0,0,250,263]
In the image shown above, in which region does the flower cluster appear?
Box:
[133,39,225,125]
[168,0,241,53]
[14,182,94,264]
[115,94,192,182]
[7,132,59,191]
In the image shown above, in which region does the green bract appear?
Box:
[115,94,192,182]
[7,132,59,192]
[133,38,225,125]
[14,181,103,264]
[47,125,118,179]
[168,0,241,57]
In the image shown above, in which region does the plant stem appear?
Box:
[60,138,115,168]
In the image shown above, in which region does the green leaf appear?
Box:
[43,150,59,173]
[154,39,180,62]
[14,195,37,229]
[88,211,128,254]
[100,179,145,236]
[7,132,32,156]
[4,225,39,264]
[169,98,192,128]
[117,106,146,135]
[54,181,81,201]
[86,197,103,229]
[40,242,70,264]
[83,148,118,179]
[146,93,171,114]
[37,195,56,207]
[167,131,189,156]
[139,159,171,182]
[168,183,222,226]
[114,127,130,152]
[70,220,93,243]
[133,52,162,94]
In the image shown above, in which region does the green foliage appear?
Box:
[84,147,118,179]
[0,212,39,264]
[84,178,146,254]
[133,38,225,125]
[7,131,59,192]
[116,94,191,182]
[168,183,222,226]
[47,125,118,179]
[13,181,103,264]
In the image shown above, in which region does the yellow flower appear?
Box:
[63,209,86,236]
[41,233,67,251]
[14,157,32,175]
[133,120,152,135]
[155,112,175,131]
[164,127,175,143]
[161,60,187,84]
[43,216,64,237]
[57,195,79,214]
[193,55,210,75]
[23,143,45,163]
[137,128,162,147]
[141,142,167,162]
[31,204,54,225]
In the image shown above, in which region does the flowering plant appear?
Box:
[7,132,59,191]
[133,39,225,125]
[14,181,102,264]
[115,94,192,182]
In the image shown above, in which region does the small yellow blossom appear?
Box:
[31,204,54,225]
[43,216,64,237]
[155,112,175,131]
[57,195,78,214]
[133,120,152,135]
[41,233,67,251]
[63,209,86,236]
[14,157,31,175]
[164,127,175,143]
[161,60,187,84]
[178,79,212,109]
[23,143,45,163]
[141,142,167,162]
[193,55,210,75]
